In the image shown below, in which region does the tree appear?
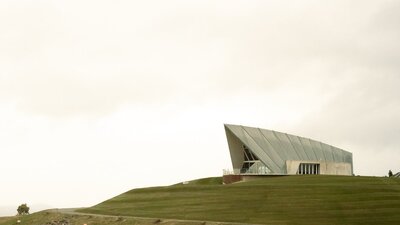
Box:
[17,203,29,215]
[389,170,393,177]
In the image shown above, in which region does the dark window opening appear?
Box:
[297,163,320,175]
[243,145,259,161]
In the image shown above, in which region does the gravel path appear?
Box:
[48,208,261,225]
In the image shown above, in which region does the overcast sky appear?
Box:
[1,0,399,216]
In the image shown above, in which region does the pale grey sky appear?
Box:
[1,0,399,216]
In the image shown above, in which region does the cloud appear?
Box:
[290,0,400,154]
[1,0,394,117]
[0,0,399,150]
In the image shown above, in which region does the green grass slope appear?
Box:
[174,177,223,186]
[80,176,400,225]
[0,211,226,225]
[0,217,13,224]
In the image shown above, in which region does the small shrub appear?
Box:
[17,204,29,215]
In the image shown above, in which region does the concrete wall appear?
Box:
[225,127,244,174]
[286,160,353,176]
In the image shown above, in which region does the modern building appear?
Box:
[225,124,353,176]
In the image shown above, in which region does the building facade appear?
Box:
[225,124,353,176]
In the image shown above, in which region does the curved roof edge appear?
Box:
[224,123,352,156]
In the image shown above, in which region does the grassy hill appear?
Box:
[1,175,400,225]
[0,210,222,225]
[0,218,12,224]
[79,175,400,225]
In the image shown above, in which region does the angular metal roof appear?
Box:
[225,124,353,175]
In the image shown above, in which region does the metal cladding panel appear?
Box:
[239,130,282,173]
[225,124,245,139]
[226,125,281,173]
[330,146,344,163]
[258,129,289,162]
[309,139,326,161]
[314,141,328,161]
[242,127,285,169]
[298,138,318,161]
[320,143,335,162]
[273,132,301,161]
[286,135,309,159]
[343,151,353,164]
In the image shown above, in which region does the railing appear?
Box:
[223,168,272,175]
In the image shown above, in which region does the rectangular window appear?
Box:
[297,163,320,175]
